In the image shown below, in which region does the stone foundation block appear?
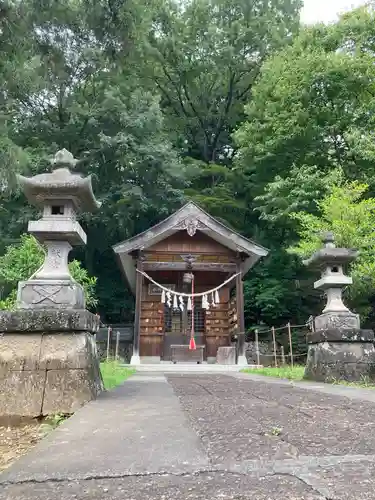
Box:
[43,368,102,414]
[216,346,236,365]
[0,334,44,375]
[308,328,374,344]
[0,328,103,417]
[304,340,375,382]
[0,308,99,333]
[39,332,99,370]
[0,371,45,417]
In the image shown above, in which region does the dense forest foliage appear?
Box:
[1,0,375,329]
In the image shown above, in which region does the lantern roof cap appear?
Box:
[17,149,101,212]
[303,232,358,268]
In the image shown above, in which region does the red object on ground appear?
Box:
[189,336,196,350]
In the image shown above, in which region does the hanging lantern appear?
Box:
[183,272,194,284]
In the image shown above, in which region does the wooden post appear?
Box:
[287,322,294,368]
[281,345,285,365]
[115,331,120,360]
[131,254,144,364]
[236,263,246,364]
[255,329,260,366]
[272,326,277,367]
[106,326,111,362]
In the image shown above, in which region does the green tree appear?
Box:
[0,235,97,310]
[138,0,301,225]
[232,6,375,326]
[144,0,301,164]
[234,6,375,205]
[253,166,343,234]
[289,181,375,317]
[0,1,35,187]
[6,0,375,329]
[0,1,187,321]
[243,249,320,327]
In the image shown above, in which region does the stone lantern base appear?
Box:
[0,309,103,417]
[304,327,375,382]
[17,279,85,310]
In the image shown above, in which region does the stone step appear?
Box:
[121,363,261,373]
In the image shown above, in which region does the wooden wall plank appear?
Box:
[140,335,163,357]
[147,230,236,256]
[143,262,237,272]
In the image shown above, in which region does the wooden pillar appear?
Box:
[131,254,143,365]
[236,260,247,365]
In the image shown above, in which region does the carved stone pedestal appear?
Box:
[17,279,85,310]
[0,310,103,417]
[314,311,360,331]
[216,346,236,365]
[304,328,375,382]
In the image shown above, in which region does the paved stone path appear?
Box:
[2,373,375,499]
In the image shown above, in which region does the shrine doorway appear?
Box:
[162,301,206,361]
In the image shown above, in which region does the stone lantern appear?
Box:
[303,232,375,382]
[0,149,104,418]
[16,149,101,309]
[304,232,359,330]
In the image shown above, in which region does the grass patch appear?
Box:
[241,365,305,380]
[38,413,69,437]
[100,360,135,390]
[331,375,375,389]
[242,366,375,388]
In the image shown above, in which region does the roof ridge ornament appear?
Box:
[51,148,78,169]
[322,231,335,248]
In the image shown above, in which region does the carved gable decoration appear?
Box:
[178,217,206,237]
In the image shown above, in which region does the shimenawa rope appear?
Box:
[136,269,240,298]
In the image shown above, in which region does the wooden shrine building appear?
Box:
[113,202,268,365]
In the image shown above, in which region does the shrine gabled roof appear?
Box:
[113,201,269,293]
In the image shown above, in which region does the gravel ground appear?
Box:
[0,423,41,472]
[167,374,375,463]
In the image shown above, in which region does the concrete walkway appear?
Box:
[2,373,375,499]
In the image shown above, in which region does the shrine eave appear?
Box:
[113,201,269,293]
